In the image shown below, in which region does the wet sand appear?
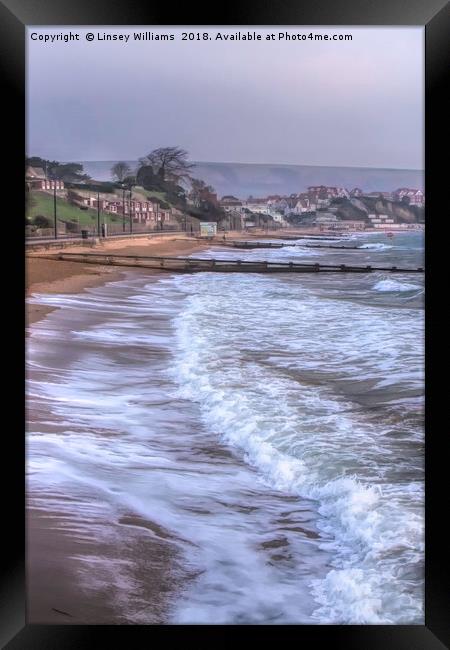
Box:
[27,506,183,624]
[26,234,211,623]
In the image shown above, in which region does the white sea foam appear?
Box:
[360,243,393,250]
[373,279,420,292]
[169,270,424,624]
[27,280,328,624]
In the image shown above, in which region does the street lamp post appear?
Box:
[129,190,133,234]
[53,185,57,239]
[97,191,101,237]
[122,186,126,232]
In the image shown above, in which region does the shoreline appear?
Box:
[26,229,281,327]
[26,234,214,623]
[26,230,324,624]
[27,503,184,624]
[26,234,214,327]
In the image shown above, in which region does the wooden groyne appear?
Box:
[38,252,424,274]
[252,234,347,241]
[223,241,361,250]
[224,241,284,249]
[304,244,362,250]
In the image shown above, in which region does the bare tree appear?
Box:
[111,161,132,182]
[139,147,194,183]
[188,178,205,207]
[189,178,216,206]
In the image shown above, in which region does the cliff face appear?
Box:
[332,197,424,224]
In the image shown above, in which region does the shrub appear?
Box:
[32,215,51,228]
[66,181,117,194]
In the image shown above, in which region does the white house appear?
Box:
[393,189,424,206]
[26,166,65,190]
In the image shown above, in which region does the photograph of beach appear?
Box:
[26,26,424,624]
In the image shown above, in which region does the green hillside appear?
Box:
[27,191,122,225]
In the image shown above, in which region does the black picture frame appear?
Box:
[3,0,449,646]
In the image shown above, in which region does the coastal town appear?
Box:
[207,185,424,231]
[26,156,425,239]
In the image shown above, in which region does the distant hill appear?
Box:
[80,160,424,200]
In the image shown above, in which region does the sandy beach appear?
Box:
[26,234,214,327]
[25,227,339,329]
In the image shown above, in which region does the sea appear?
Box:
[26,230,424,624]
[79,160,424,198]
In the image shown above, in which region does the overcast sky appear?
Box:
[27,27,424,169]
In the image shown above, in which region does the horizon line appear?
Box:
[69,159,424,172]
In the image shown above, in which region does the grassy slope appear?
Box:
[27,186,178,230]
[132,187,168,203]
[28,192,121,225]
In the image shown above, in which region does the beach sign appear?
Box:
[200,222,217,237]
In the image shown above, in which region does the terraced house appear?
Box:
[26,166,65,191]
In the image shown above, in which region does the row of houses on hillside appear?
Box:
[26,166,176,224]
[218,188,349,220]
[216,184,424,221]
[81,196,175,225]
[347,187,424,205]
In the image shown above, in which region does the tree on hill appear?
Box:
[136,165,161,191]
[137,165,188,209]
[139,147,194,183]
[164,181,187,206]
[51,163,90,183]
[189,178,216,207]
[122,175,137,190]
[111,161,131,182]
[26,157,90,183]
